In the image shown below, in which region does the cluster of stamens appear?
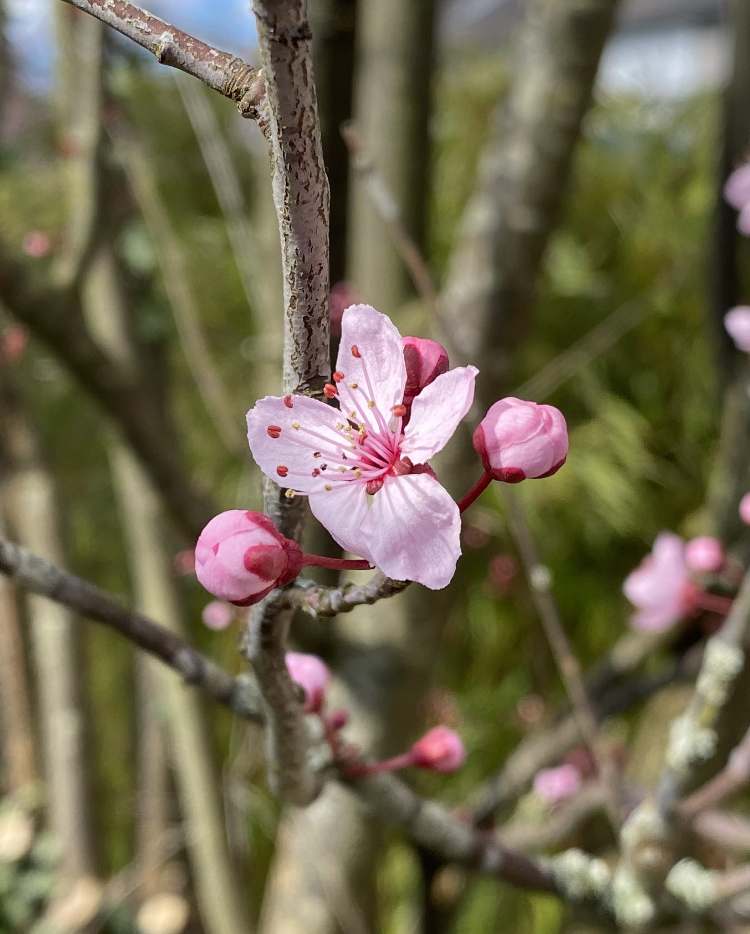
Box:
[266,344,412,499]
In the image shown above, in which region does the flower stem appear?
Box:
[353,752,414,776]
[301,554,373,571]
[696,591,735,615]
[457,471,493,513]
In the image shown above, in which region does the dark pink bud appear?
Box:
[409,726,466,773]
[285,652,330,714]
[327,709,349,731]
[473,398,568,482]
[741,493,750,526]
[685,537,725,574]
[195,510,303,607]
[401,337,449,410]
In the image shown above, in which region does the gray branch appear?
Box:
[58,0,265,117]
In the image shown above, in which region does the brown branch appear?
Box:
[0,535,263,723]
[681,725,750,819]
[501,487,622,826]
[0,256,215,540]
[281,572,410,617]
[241,0,332,808]
[57,0,265,117]
[341,121,438,314]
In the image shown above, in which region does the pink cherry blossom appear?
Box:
[21,231,51,258]
[247,305,478,589]
[409,726,466,773]
[741,493,750,526]
[724,307,750,353]
[725,163,750,209]
[201,601,234,631]
[622,532,698,631]
[0,325,28,367]
[473,397,568,482]
[533,764,581,804]
[285,652,330,714]
[685,536,725,574]
[401,337,449,413]
[195,510,303,606]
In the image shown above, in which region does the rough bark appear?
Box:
[347,0,436,313]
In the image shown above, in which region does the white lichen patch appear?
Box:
[611,866,655,927]
[549,848,611,902]
[695,640,744,706]
[666,714,717,769]
[665,858,718,911]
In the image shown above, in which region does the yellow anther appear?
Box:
[324,484,332,491]
[284,489,296,499]
[291,422,300,430]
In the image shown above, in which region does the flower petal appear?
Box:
[361,473,461,589]
[247,395,347,492]
[336,305,407,415]
[309,479,374,563]
[401,366,478,463]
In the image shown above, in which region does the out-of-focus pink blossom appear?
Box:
[462,523,490,549]
[565,746,597,779]
[0,325,28,366]
[247,305,477,589]
[327,709,349,731]
[401,337,449,415]
[173,549,196,575]
[622,532,698,631]
[533,764,582,804]
[201,601,234,631]
[21,231,51,258]
[724,307,750,353]
[473,398,568,483]
[741,493,750,526]
[685,536,725,574]
[329,281,359,338]
[195,510,303,606]
[285,652,330,714]
[487,553,518,597]
[409,726,466,773]
[725,163,750,235]
[515,694,545,729]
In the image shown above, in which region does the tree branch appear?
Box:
[281,572,409,617]
[58,0,265,117]
[0,535,263,723]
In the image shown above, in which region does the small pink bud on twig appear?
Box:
[285,652,330,714]
[533,764,582,804]
[473,398,568,482]
[201,600,234,631]
[724,307,750,352]
[685,536,725,574]
[408,726,466,773]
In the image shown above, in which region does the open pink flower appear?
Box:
[685,536,725,574]
[285,652,330,714]
[409,726,466,773]
[247,305,477,589]
[473,397,568,482]
[725,307,750,353]
[622,532,698,631]
[533,764,581,804]
[195,510,303,606]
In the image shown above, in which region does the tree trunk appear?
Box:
[347,0,436,314]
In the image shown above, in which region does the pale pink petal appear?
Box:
[361,473,461,589]
[725,164,750,210]
[401,366,478,463]
[740,203,750,237]
[309,479,374,563]
[629,604,683,632]
[335,304,407,414]
[247,395,346,492]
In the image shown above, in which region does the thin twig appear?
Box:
[0,536,264,723]
[657,569,750,819]
[341,121,438,315]
[280,573,410,618]
[681,725,750,820]
[501,486,623,827]
[58,0,265,117]
[107,114,246,458]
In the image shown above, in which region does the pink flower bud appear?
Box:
[195,510,303,606]
[473,398,568,482]
[285,652,330,714]
[685,536,725,574]
[724,307,750,353]
[401,337,449,409]
[409,726,466,773]
[173,549,196,575]
[327,709,349,731]
[741,493,750,526]
[725,163,750,212]
[201,600,234,630]
[21,231,51,258]
[533,764,581,804]
[0,325,28,366]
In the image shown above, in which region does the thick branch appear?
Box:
[58,0,265,117]
[0,536,262,722]
[0,257,215,540]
